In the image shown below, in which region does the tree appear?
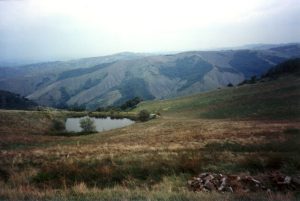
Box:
[80,117,96,132]
[52,119,65,131]
[249,76,257,84]
[227,83,233,87]
[120,97,143,110]
[68,104,86,111]
[138,109,150,122]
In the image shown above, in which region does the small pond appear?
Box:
[65,116,135,132]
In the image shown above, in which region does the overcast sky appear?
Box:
[0,0,300,62]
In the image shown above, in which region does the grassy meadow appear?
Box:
[0,75,300,200]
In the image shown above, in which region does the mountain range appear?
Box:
[0,43,299,109]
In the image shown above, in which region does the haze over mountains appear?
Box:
[0,43,299,109]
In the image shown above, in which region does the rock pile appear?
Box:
[270,172,300,191]
[188,172,300,193]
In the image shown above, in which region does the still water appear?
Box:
[65,116,135,132]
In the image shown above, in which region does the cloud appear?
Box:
[0,0,299,61]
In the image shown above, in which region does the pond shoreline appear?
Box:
[65,116,135,133]
[65,111,138,121]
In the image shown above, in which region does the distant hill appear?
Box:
[0,43,299,109]
[0,90,37,110]
[228,43,300,51]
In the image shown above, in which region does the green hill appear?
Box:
[134,60,300,120]
[263,58,300,78]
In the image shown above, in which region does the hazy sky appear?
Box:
[0,0,300,62]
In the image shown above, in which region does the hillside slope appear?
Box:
[0,44,299,109]
[134,61,300,120]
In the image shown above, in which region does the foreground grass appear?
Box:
[1,116,299,200]
[1,184,298,201]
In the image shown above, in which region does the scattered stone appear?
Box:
[292,177,300,185]
[188,172,300,193]
[204,180,215,191]
[284,176,291,184]
[218,177,227,191]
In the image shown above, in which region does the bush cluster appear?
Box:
[138,110,150,122]
[80,117,96,132]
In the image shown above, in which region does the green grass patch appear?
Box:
[135,75,300,120]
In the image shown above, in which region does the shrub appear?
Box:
[80,117,96,132]
[51,119,65,131]
[138,110,150,122]
[120,97,143,110]
[249,75,257,84]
